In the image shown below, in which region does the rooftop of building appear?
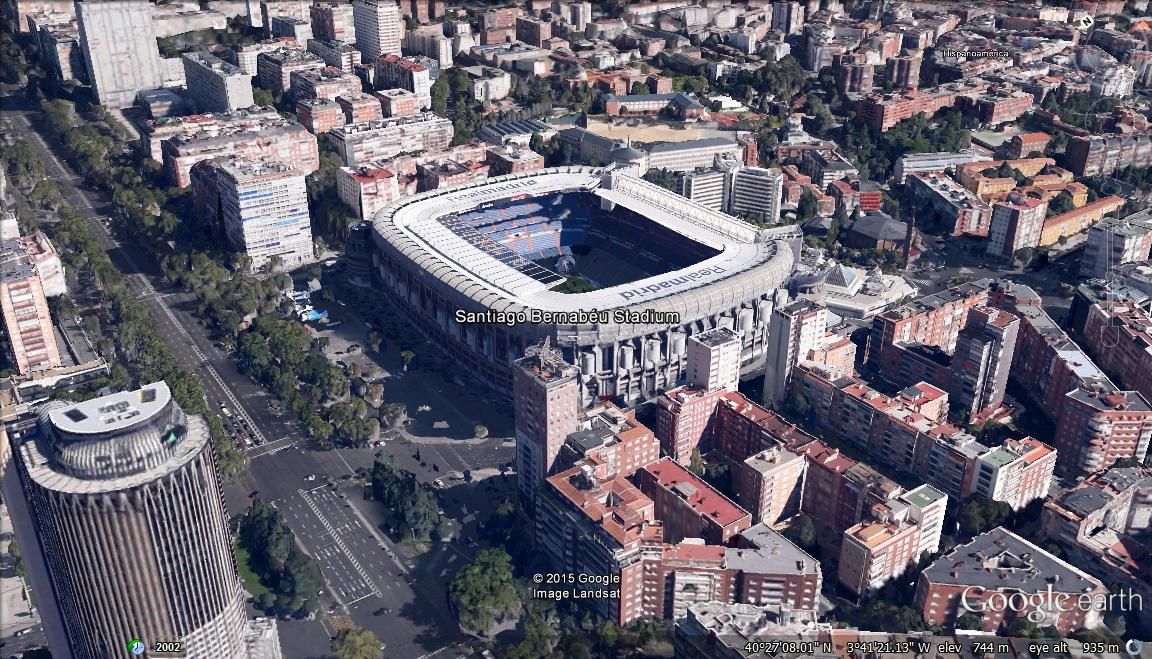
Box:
[514,339,579,384]
[647,136,738,154]
[330,112,450,137]
[689,326,740,348]
[479,119,552,137]
[486,144,543,162]
[922,527,1104,593]
[681,602,832,648]
[603,91,705,110]
[0,239,34,283]
[643,457,749,528]
[743,446,804,474]
[880,278,994,320]
[375,87,418,99]
[259,47,324,65]
[794,438,857,473]
[183,50,246,76]
[846,211,907,242]
[145,105,281,130]
[214,156,303,182]
[546,464,659,545]
[901,483,947,509]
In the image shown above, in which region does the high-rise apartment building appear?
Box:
[256,47,325,93]
[986,193,1049,258]
[162,115,319,187]
[868,278,993,373]
[763,299,827,406]
[374,54,434,107]
[729,167,784,223]
[310,0,355,41]
[969,437,1057,511]
[1082,300,1152,402]
[191,157,314,272]
[678,168,727,211]
[327,113,453,165]
[513,340,581,511]
[837,485,947,596]
[0,238,62,374]
[655,386,731,465]
[231,39,286,76]
[885,51,922,89]
[269,15,313,41]
[1001,288,1152,475]
[7,382,282,658]
[306,38,362,72]
[949,305,1018,421]
[405,25,454,67]
[1079,209,1152,278]
[74,0,164,108]
[352,0,402,61]
[733,445,806,526]
[685,327,741,393]
[182,51,255,112]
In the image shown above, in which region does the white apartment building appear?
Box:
[182,51,255,112]
[375,54,434,108]
[231,40,285,76]
[685,327,741,392]
[462,65,511,103]
[352,0,402,62]
[209,158,314,271]
[327,113,454,165]
[838,485,947,596]
[763,299,826,405]
[404,26,454,68]
[730,166,784,223]
[74,0,164,108]
[1080,210,1152,278]
[646,137,742,173]
[306,38,362,73]
[678,169,727,212]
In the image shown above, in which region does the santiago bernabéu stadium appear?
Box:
[357,165,797,402]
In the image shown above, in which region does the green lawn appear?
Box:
[234,544,271,599]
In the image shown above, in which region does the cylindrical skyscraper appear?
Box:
[12,382,262,659]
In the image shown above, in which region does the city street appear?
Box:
[0,95,473,658]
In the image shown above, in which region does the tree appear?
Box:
[474,424,489,439]
[689,447,704,476]
[331,627,382,659]
[784,515,817,550]
[449,548,522,636]
[630,81,651,96]
[400,350,415,372]
[371,454,441,539]
[958,496,1012,539]
[797,190,819,222]
[956,612,985,630]
[235,499,323,618]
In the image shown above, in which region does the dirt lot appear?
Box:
[584,117,735,143]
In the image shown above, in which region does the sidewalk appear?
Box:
[0,504,40,638]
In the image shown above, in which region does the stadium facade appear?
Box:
[366,166,796,401]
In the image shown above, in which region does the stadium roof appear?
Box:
[371,167,794,318]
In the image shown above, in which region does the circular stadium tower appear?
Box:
[368,167,795,401]
[13,382,252,659]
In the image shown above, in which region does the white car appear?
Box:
[305,474,317,481]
